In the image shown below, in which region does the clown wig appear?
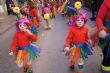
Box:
[16,18,30,30]
[70,12,87,27]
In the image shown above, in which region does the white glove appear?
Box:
[9,52,13,55]
[64,47,70,52]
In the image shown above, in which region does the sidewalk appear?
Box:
[0,15,16,35]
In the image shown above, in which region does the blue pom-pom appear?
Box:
[31,25,38,34]
[105,33,110,41]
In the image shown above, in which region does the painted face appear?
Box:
[18,23,28,31]
[76,17,84,27]
[25,8,29,14]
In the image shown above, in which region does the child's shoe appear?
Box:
[48,25,52,28]
[69,65,74,70]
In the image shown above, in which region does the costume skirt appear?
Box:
[68,43,93,63]
[15,44,40,66]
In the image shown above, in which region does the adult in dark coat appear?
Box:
[6,0,13,15]
[97,0,104,14]
[96,0,110,72]
[90,0,97,21]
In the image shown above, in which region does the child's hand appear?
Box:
[87,40,94,46]
[9,52,13,55]
[25,29,33,35]
[98,30,107,38]
[62,47,70,56]
[64,47,70,52]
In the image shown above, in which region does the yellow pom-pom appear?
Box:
[44,14,50,19]
[12,7,20,13]
[74,1,82,9]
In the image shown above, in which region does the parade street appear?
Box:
[0,11,102,73]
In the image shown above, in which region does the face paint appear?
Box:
[76,17,84,28]
[18,23,28,31]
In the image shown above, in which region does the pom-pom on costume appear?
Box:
[74,1,82,14]
[42,6,51,29]
[10,18,40,72]
[12,7,20,14]
[11,7,23,20]
[96,0,110,72]
[43,7,50,19]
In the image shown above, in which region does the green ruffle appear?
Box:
[80,47,88,62]
[28,47,36,60]
[75,10,80,15]
[17,14,23,20]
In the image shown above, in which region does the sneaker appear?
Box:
[69,65,74,70]
[27,68,33,73]
[24,66,28,73]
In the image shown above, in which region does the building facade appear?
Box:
[0,0,7,16]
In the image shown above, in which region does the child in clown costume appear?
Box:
[60,1,68,16]
[64,13,93,73]
[22,7,38,34]
[68,1,82,27]
[52,5,57,18]
[9,18,40,73]
[12,6,38,35]
[42,3,51,29]
[29,2,41,27]
[20,2,28,14]
[66,1,75,24]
